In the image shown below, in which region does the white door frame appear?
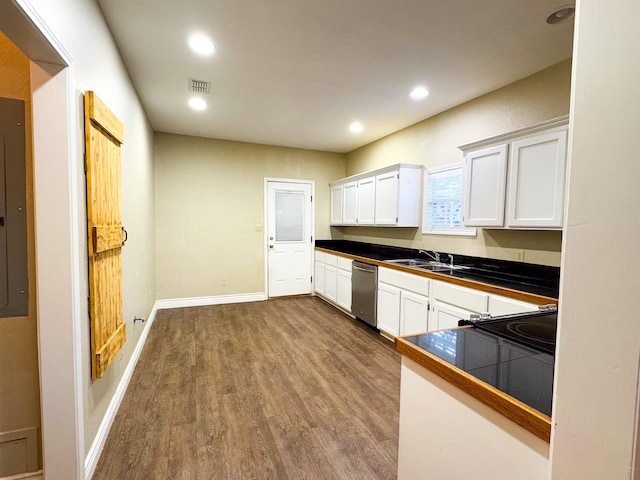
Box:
[263,178,315,298]
[1,2,85,478]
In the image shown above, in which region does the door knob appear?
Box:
[269,236,274,240]
[269,245,274,249]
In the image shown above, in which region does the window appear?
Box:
[422,164,476,236]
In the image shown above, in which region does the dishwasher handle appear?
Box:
[353,264,376,273]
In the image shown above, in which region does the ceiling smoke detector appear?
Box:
[546,5,575,24]
[188,78,212,94]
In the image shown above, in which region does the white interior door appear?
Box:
[267,181,313,297]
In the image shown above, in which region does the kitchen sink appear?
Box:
[384,258,434,267]
[384,258,469,272]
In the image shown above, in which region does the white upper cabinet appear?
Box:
[463,145,508,227]
[461,116,569,230]
[357,176,376,225]
[342,181,358,225]
[329,164,422,227]
[374,170,399,225]
[330,184,343,225]
[507,129,567,228]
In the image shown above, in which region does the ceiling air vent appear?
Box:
[188,78,211,94]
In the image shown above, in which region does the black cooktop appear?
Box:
[474,313,557,355]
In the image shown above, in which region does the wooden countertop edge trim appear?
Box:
[396,336,552,443]
[314,247,558,305]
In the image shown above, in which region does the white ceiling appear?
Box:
[97,0,574,153]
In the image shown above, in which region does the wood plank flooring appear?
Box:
[93,296,401,480]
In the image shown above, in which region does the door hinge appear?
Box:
[311,235,313,242]
[396,217,399,223]
[310,275,313,283]
[311,195,313,202]
[397,173,400,179]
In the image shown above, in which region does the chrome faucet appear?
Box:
[419,249,440,263]
[448,254,454,267]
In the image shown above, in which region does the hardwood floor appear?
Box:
[93,296,401,480]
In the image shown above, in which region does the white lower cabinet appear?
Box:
[430,301,476,331]
[318,251,547,338]
[314,261,325,296]
[314,251,352,313]
[377,283,401,337]
[401,290,429,335]
[336,267,352,311]
[377,267,430,337]
[324,265,337,302]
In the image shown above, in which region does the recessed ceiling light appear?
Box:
[546,5,575,24]
[349,121,364,134]
[410,85,429,100]
[188,33,215,55]
[188,97,207,111]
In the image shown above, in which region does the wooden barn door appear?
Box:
[84,91,127,379]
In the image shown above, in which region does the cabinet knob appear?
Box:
[269,245,274,249]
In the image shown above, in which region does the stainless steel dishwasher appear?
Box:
[351,261,378,328]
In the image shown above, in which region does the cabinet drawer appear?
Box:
[431,281,488,313]
[337,256,352,271]
[378,267,429,295]
[488,294,538,316]
[324,252,338,267]
[315,250,326,263]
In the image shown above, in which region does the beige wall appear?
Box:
[24,0,157,457]
[155,133,346,299]
[0,32,41,466]
[341,59,572,266]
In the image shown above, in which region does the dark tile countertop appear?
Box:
[397,326,554,442]
[315,240,560,299]
[405,328,554,416]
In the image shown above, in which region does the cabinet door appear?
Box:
[507,129,567,228]
[330,184,343,225]
[342,181,358,225]
[463,145,508,227]
[314,261,325,296]
[337,268,352,312]
[357,176,375,225]
[377,282,401,337]
[430,301,475,331]
[324,265,337,302]
[375,170,399,225]
[400,290,429,336]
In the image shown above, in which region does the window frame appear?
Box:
[422,163,477,237]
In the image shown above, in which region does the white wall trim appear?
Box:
[13,0,73,66]
[0,470,43,480]
[156,292,267,310]
[84,302,160,480]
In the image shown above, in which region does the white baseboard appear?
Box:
[155,292,267,310]
[0,470,43,480]
[84,302,159,480]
